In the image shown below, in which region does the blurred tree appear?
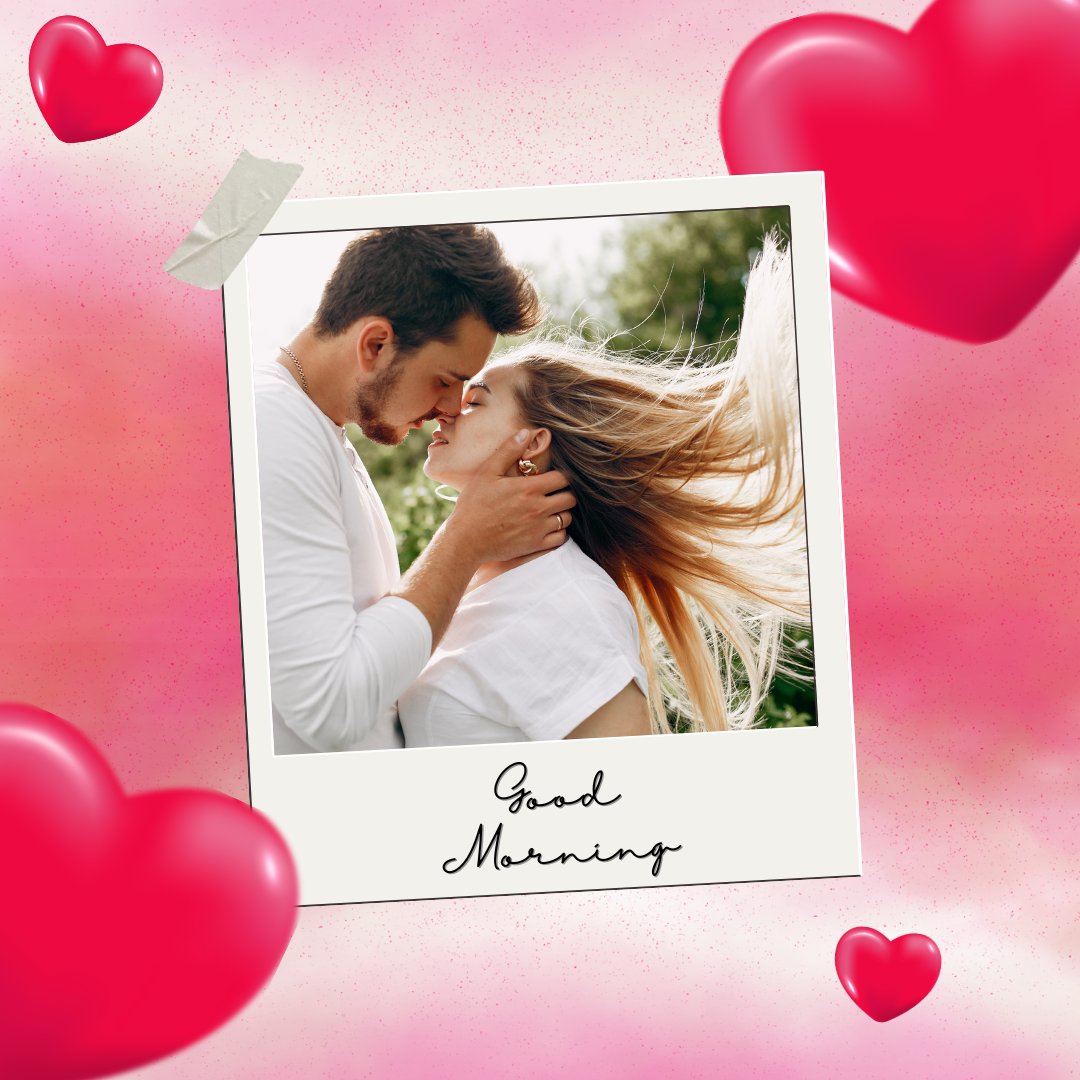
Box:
[601,207,791,355]
[349,423,453,571]
[758,626,817,728]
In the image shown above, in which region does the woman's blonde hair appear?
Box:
[493,232,810,732]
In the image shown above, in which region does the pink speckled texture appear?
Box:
[1,1,1078,1076]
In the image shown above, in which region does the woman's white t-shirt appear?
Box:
[398,539,648,746]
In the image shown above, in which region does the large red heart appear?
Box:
[0,703,297,1080]
[835,927,942,1022]
[720,0,1080,343]
[29,16,163,143]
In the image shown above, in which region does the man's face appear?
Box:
[351,313,497,446]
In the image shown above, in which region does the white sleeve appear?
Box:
[257,386,432,752]
[480,577,647,742]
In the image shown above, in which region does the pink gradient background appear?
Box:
[2,1,1078,1076]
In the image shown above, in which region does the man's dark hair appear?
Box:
[312,225,541,352]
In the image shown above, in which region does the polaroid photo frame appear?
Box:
[222,173,860,905]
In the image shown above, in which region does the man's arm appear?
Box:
[392,429,577,648]
[259,387,431,752]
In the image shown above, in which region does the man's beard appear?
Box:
[353,359,413,446]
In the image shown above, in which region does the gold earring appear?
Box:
[517,458,540,476]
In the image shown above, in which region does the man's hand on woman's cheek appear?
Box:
[449,430,576,564]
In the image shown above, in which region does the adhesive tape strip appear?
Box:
[164,149,303,289]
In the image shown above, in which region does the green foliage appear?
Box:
[760,627,817,729]
[664,625,816,732]
[603,207,792,355]
[348,423,453,571]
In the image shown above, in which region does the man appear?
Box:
[255,225,575,754]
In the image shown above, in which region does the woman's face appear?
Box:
[423,364,530,489]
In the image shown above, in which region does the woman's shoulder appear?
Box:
[541,540,638,623]
[452,541,637,648]
[550,538,621,586]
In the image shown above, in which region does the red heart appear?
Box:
[29,16,163,143]
[720,0,1080,343]
[0,704,297,1079]
[835,927,942,1022]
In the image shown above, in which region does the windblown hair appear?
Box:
[314,225,541,352]
[495,233,809,732]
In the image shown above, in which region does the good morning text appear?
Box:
[442,761,682,879]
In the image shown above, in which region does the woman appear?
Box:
[397,234,810,746]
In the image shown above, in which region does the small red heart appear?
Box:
[29,15,163,143]
[835,927,942,1022]
[0,703,297,1079]
[720,0,1080,343]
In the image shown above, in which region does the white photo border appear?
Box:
[223,173,860,905]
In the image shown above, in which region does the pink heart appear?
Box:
[29,16,163,143]
[835,927,942,1022]
[720,0,1080,343]
[0,703,297,1079]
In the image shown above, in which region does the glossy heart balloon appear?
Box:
[835,927,942,1022]
[720,0,1080,343]
[0,703,297,1079]
[29,16,163,143]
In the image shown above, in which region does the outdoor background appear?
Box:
[352,206,816,729]
[1,0,1078,1076]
